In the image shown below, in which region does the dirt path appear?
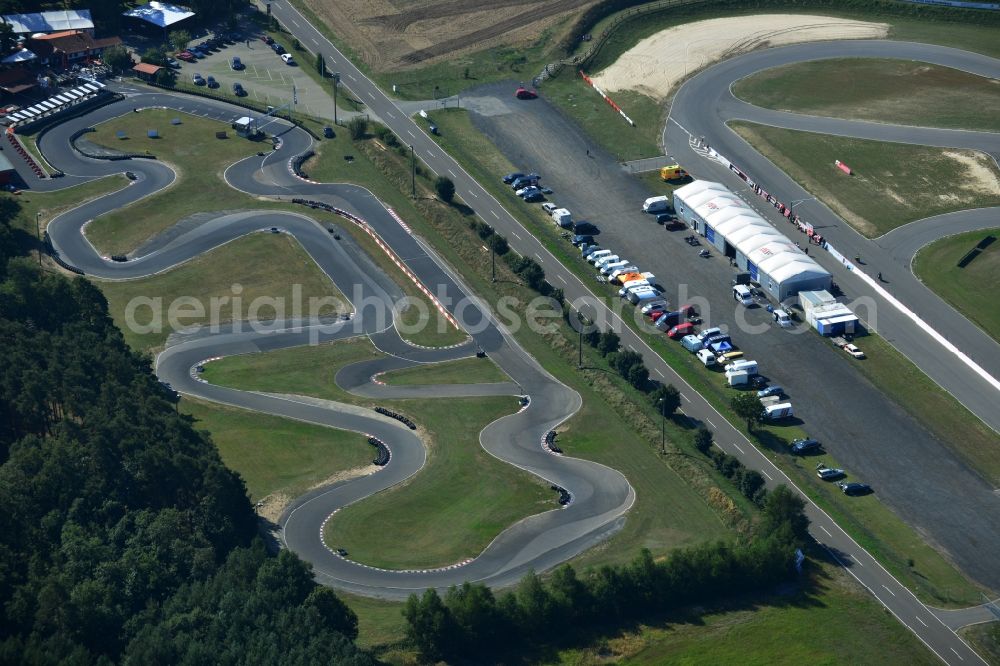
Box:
[591,14,889,99]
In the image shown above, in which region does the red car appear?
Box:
[668,322,695,339]
[515,86,537,100]
[176,51,196,62]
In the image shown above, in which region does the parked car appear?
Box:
[571,234,594,246]
[838,482,872,496]
[843,343,866,359]
[281,53,295,65]
[523,191,544,202]
[502,172,524,184]
[262,35,275,45]
[654,213,677,224]
[757,385,784,398]
[231,56,244,70]
[176,51,196,62]
[790,438,821,455]
[232,82,246,96]
[206,75,219,88]
[192,73,206,85]
[515,185,539,197]
[541,202,558,215]
[323,126,335,138]
[514,86,537,100]
[272,43,286,55]
[189,47,206,59]
[816,464,845,481]
[166,57,181,69]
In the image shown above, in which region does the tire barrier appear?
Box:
[374,406,417,430]
[543,430,562,454]
[291,150,315,179]
[43,230,84,275]
[6,131,45,178]
[367,436,391,466]
[551,484,572,506]
[110,254,128,262]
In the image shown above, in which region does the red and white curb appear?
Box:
[386,207,412,234]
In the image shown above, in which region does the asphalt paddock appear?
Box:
[461,80,1000,592]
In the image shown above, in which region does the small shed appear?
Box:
[132,62,162,81]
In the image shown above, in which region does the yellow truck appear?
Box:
[659,164,688,181]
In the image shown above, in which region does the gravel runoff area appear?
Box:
[459,80,1000,592]
[590,14,889,100]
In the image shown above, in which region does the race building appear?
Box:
[673,180,831,301]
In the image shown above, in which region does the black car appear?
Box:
[502,171,524,184]
[655,213,677,224]
[572,234,594,246]
[232,82,246,96]
[749,375,768,389]
[838,482,872,496]
[573,221,598,234]
[272,43,286,54]
[323,126,335,138]
[790,438,821,455]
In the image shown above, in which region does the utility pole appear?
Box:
[410,144,415,197]
[332,72,340,126]
[35,211,41,267]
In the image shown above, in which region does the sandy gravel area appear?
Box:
[591,14,889,99]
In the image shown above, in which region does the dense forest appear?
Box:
[0,203,375,664]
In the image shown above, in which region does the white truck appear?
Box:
[551,208,572,228]
[764,402,794,420]
[773,308,792,327]
[642,195,671,214]
[733,284,754,307]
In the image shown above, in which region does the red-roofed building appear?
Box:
[132,62,162,81]
[27,30,122,69]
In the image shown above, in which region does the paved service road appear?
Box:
[38,92,635,599]
[264,4,992,662]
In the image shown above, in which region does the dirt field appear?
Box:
[591,14,890,99]
[304,0,597,70]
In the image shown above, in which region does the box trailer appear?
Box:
[726,369,749,387]
[551,208,572,228]
[681,335,704,352]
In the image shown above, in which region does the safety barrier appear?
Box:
[374,406,417,430]
[543,430,562,454]
[6,130,45,178]
[367,436,391,466]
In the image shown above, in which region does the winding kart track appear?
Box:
[38,92,634,598]
[22,27,997,662]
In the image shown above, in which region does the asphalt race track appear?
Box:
[663,41,1000,437]
[36,92,634,599]
[259,6,997,660]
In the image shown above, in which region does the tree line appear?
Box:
[0,209,375,663]
[403,484,809,663]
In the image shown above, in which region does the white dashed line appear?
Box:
[367,91,375,99]
[347,73,356,81]
[407,130,415,138]
[950,648,963,661]
[311,38,318,46]
[468,190,478,198]
[882,585,896,597]
[820,525,832,537]
[491,211,499,219]
[556,274,566,284]
[654,368,664,378]
[535,253,543,262]
[448,169,457,178]
[680,392,689,401]
[511,231,521,240]
[732,442,745,454]
[915,615,928,627]
[760,468,772,480]
[706,418,717,428]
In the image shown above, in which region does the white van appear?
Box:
[601,260,628,275]
[619,281,650,297]
[588,249,612,264]
[609,266,638,281]
[733,284,754,306]
[696,348,717,367]
[725,359,758,375]
[594,254,620,269]
[642,195,670,213]
[773,308,793,328]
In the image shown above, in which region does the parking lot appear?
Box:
[461,81,1000,591]
[174,36,335,120]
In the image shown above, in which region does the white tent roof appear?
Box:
[678,180,830,287]
[2,48,36,63]
[1,10,93,34]
[123,1,194,28]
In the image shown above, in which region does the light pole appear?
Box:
[657,398,665,454]
[35,211,41,267]
[788,197,816,221]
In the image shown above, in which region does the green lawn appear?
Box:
[96,233,345,352]
[729,121,1000,237]
[181,398,370,503]
[962,621,1000,666]
[201,337,556,569]
[733,58,1000,133]
[379,356,509,385]
[913,228,1000,346]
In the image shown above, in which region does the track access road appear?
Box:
[261,5,992,661]
[37,92,634,599]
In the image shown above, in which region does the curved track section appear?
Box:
[38,92,633,599]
